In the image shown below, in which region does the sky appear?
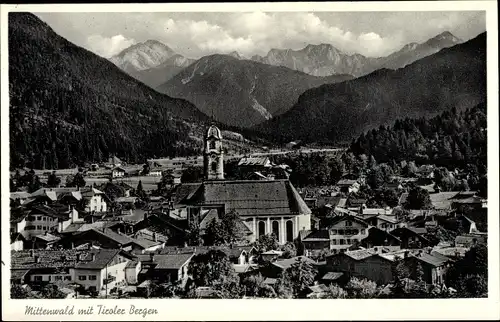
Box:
[35,11,486,59]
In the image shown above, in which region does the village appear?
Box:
[9,125,487,299]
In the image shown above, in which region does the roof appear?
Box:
[170,183,202,205]
[183,180,311,216]
[343,249,376,260]
[337,179,357,186]
[348,198,367,207]
[302,230,330,242]
[206,125,222,139]
[10,192,31,200]
[429,192,461,210]
[321,272,344,280]
[11,233,26,244]
[376,214,398,224]
[455,235,487,245]
[362,208,393,216]
[408,227,428,235]
[261,250,283,256]
[263,277,278,285]
[432,247,469,257]
[73,228,137,247]
[11,269,30,280]
[272,256,316,270]
[452,196,483,204]
[199,209,219,230]
[317,196,342,208]
[137,253,194,269]
[233,264,258,274]
[115,197,138,203]
[308,284,329,293]
[328,215,369,228]
[237,157,271,167]
[34,233,60,243]
[399,193,409,205]
[411,252,450,267]
[10,249,124,270]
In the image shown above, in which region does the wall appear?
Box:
[11,240,24,251]
[86,195,107,213]
[296,214,311,234]
[352,256,393,285]
[23,214,59,239]
[329,220,369,251]
[29,272,73,284]
[125,262,141,285]
[71,268,102,291]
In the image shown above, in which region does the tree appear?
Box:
[40,284,66,299]
[241,274,277,298]
[345,277,380,299]
[279,242,297,259]
[27,175,43,193]
[367,165,384,190]
[322,284,348,299]
[11,284,34,299]
[204,210,245,246]
[404,187,432,210]
[68,171,86,188]
[254,234,279,253]
[181,166,203,183]
[328,157,345,184]
[281,257,317,298]
[187,249,241,298]
[46,171,61,188]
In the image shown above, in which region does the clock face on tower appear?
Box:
[210,153,217,159]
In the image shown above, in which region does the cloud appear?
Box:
[36,11,486,59]
[86,34,137,58]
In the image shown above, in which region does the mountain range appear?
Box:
[254,32,486,145]
[9,13,211,170]
[251,31,462,77]
[156,55,354,128]
[109,40,196,88]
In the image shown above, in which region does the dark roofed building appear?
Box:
[181,179,311,244]
[360,227,401,248]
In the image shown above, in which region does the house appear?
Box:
[115,197,139,209]
[133,213,189,246]
[11,233,26,251]
[166,183,203,219]
[326,215,370,253]
[429,191,462,211]
[10,203,82,240]
[297,230,331,256]
[98,181,133,200]
[360,227,401,248]
[364,214,399,231]
[336,179,360,194]
[455,234,487,247]
[80,187,109,213]
[325,249,395,285]
[347,198,367,209]
[10,192,32,205]
[56,227,164,253]
[403,249,452,285]
[260,256,317,278]
[390,227,431,248]
[125,260,142,285]
[136,252,194,286]
[260,250,283,262]
[237,156,272,171]
[112,167,126,178]
[147,167,163,177]
[456,215,479,234]
[10,248,135,295]
[31,232,61,249]
[319,272,346,285]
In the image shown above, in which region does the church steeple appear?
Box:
[204,125,224,180]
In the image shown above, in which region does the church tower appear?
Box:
[204,125,224,180]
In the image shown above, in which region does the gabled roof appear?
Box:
[11,233,26,243]
[321,272,344,280]
[302,230,330,242]
[337,179,358,186]
[272,256,316,270]
[237,156,271,167]
[328,215,369,228]
[183,180,311,216]
[137,253,194,270]
[34,233,60,243]
[411,252,450,267]
[10,192,31,200]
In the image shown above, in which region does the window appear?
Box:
[338,229,344,235]
[340,239,345,245]
[34,276,42,281]
[332,239,337,245]
[36,216,42,221]
[353,229,359,235]
[345,221,352,227]
[27,216,35,221]
[331,229,337,235]
[79,276,87,281]
[55,276,62,281]
[211,162,217,172]
[64,276,71,281]
[36,225,42,230]
[89,275,97,280]
[48,276,52,281]
[25,225,35,230]
[42,217,47,221]
[381,223,387,229]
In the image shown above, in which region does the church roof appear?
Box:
[206,125,222,140]
[183,180,311,216]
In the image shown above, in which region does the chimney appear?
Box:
[426,247,432,254]
[153,233,157,242]
[76,253,81,262]
[71,242,75,249]
[91,253,96,261]
[34,255,40,263]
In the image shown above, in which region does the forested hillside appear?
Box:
[9,13,210,170]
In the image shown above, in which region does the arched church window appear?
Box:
[286,220,294,242]
[211,162,217,172]
[258,221,266,237]
[272,221,279,239]
[209,140,216,149]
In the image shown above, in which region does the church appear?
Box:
[179,125,311,244]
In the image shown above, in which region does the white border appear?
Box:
[1,2,498,321]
